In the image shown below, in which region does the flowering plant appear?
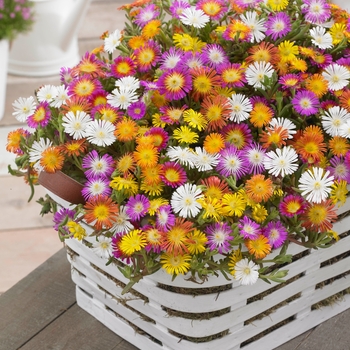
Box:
[6,0,350,292]
[0,0,34,41]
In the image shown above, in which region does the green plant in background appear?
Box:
[0,0,34,41]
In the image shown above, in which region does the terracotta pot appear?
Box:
[38,170,85,205]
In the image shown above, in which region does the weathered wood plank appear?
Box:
[0,248,76,350]
[19,304,137,350]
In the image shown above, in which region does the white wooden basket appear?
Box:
[64,198,350,350]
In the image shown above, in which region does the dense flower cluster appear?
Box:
[6,0,350,290]
[0,0,34,40]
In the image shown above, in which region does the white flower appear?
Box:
[171,183,203,218]
[29,137,52,167]
[298,167,334,203]
[92,237,113,259]
[36,85,58,103]
[111,206,134,234]
[62,111,92,140]
[234,258,259,286]
[107,87,139,110]
[179,7,209,28]
[321,106,350,137]
[104,29,122,54]
[166,146,195,168]
[12,96,36,122]
[50,85,69,108]
[115,76,140,91]
[240,10,266,43]
[85,119,116,147]
[227,93,253,123]
[269,117,297,139]
[339,119,350,138]
[322,63,350,91]
[309,26,333,50]
[245,61,275,89]
[191,147,220,172]
[263,146,298,177]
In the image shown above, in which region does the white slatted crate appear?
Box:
[64,199,350,350]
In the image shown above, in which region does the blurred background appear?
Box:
[0,0,128,294]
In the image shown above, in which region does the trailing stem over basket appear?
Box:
[5,0,350,292]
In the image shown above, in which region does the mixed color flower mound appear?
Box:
[6,0,350,291]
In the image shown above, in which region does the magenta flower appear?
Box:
[169,0,191,19]
[159,47,184,70]
[125,194,150,221]
[53,208,75,231]
[82,150,114,179]
[201,44,229,69]
[242,142,266,175]
[145,127,169,150]
[216,146,248,179]
[238,216,261,240]
[179,51,205,71]
[156,205,176,232]
[157,68,192,100]
[206,222,233,254]
[292,90,320,116]
[302,0,331,24]
[328,156,350,183]
[279,194,307,218]
[263,221,288,249]
[265,12,291,40]
[27,102,51,128]
[134,3,160,27]
[127,101,146,120]
[82,176,112,201]
[161,162,187,188]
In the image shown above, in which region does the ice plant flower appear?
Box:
[6,0,350,291]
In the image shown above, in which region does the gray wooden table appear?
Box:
[1,248,350,350]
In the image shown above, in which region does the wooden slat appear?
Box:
[19,304,135,350]
[0,249,75,350]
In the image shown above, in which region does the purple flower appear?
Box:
[82,176,112,201]
[159,47,184,70]
[205,222,233,254]
[169,0,191,19]
[156,205,176,232]
[201,44,229,69]
[134,4,160,27]
[265,12,291,40]
[263,221,288,249]
[238,216,261,240]
[157,68,192,101]
[127,101,146,120]
[328,156,350,183]
[216,145,248,179]
[292,90,320,116]
[243,142,266,175]
[179,51,205,71]
[82,150,114,179]
[302,0,331,24]
[125,194,150,221]
[53,208,75,231]
[27,102,51,128]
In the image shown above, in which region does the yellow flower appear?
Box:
[119,229,147,256]
[221,193,246,217]
[330,180,348,207]
[173,33,194,51]
[67,221,86,241]
[330,23,346,45]
[183,109,208,131]
[267,0,289,11]
[228,249,242,276]
[186,229,208,254]
[173,126,199,144]
[278,40,299,62]
[251,204,268,223]
[160,252,191,275]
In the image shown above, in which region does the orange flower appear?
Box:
[245,174,274,203]
[246,235,271,259]
[40,147,65,173]
[84,195,119,230]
